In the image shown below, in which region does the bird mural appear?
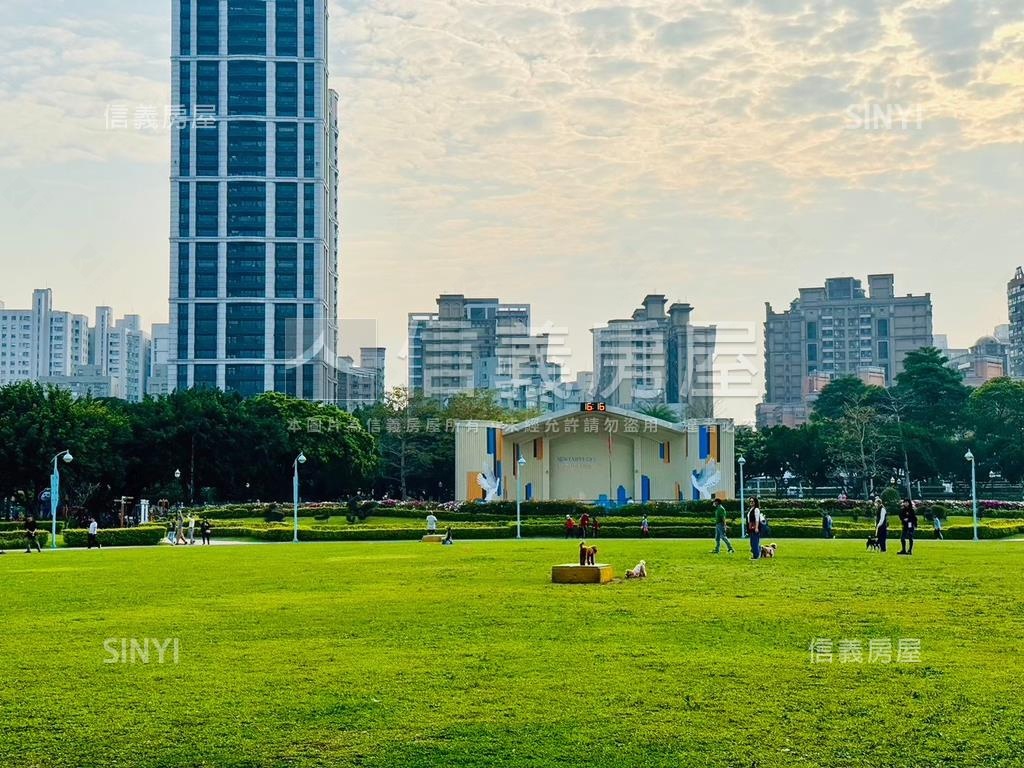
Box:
[691,460,721,500]
[476,463,501,502]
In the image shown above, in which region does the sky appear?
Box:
[0,0,1022,422]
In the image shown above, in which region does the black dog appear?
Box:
[866,536,880,551]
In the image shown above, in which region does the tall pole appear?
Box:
[739,457,746,540]
[293,460,300,544]
[969,455,979,542]
[516,454,526,540]
[50,455,59,550]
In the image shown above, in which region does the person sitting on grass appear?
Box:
[625,560,647,579]
[442,527,454,545]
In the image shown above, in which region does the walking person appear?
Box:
[591,515,600,538]
[187,514,196,545]
[579,512,590,539]
[898,500,917,555]
[201,518,212,545]
[87,517,102,550]
[711,496,735,554]
[932,513,943,540]
[640,515,650,538]
[175,512,187,546]
[425,512,438,534]
[747,497,763,559]
[874,498,889,553]
[564,515,575,539]
[24,516,42,553]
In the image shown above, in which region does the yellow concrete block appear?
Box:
[422,534,445,543]
[551,564,614,584]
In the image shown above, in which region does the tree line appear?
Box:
[0,382,533,518]
[737,348,1024,497]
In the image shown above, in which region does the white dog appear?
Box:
[625,560,647,579]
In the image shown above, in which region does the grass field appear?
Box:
[1,538,1022,767]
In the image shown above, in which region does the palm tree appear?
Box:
[636,403,681,423]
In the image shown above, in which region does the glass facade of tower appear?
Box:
[170,0,339,400]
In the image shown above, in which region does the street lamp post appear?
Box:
[965,450,979,542]
[50,450,73,550]
[292,453,306,543]
[516,455,527,540]
[738,455,747,539]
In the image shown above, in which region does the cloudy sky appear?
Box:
[1,0,1022,421]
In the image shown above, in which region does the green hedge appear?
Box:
[205,525,512,542]
[63,526,166,548]
[1,531,50,549]
[0,520,64,533]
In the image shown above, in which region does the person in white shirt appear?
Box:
[87,518,101,550]
[425,513,438,533]
[187,515,196,545]
[874,499,888,552]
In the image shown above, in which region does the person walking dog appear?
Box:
[747,497,763,560]
[874,498,889,553]
[898,499,917,556]
[711,496,735,554]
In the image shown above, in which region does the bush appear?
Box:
[880,488,902,511]
[62,526,165,548]
[0,521,64,533]
[1,531,50,549]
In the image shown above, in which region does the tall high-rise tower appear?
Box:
[170,0,339,400]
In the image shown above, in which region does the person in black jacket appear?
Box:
[25,516,42,553]
[899,499,918,556]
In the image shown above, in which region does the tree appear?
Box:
[968,378,1024,483]
[636,403,681,423]
[893,347,969,434]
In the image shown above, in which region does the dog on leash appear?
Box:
[760,543,777,558]
[866,536,880,551]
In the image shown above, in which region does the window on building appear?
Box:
[196,60,220,115]
[195,182,219,236]
[303,63,316,118]
[177,305,190,360]
[227,243,266,297]
[225,364,264,396]
[303,304,316,355]
[178,182,190,237]
[228,0,266,55]
[276,123,298,177]
[303,123,315,177]
[303,362,315,399]
[226,303,265,359]
[303,183,315,238]
[178,125,191,177]
[227,61,267,116]
[276,0,298,56]
[303,243,315,298]
[878,340,890,359]
[227,182,266,236]
[196,0,219,55]
[303,0,315,57]
[177,243,190,298]
[227,121,266,176]
[193,303,218,359]
[179,62,191,116]
[195,121,220,176]
[877,318,890,338]
[195,243,219,298]
[179,0,192,55]
[274,364,297,396]
[275,63,298,117]
[807,343,818,363]
[275,183,298,237]
[275,244,298,298]
[274,304,297,359]
[193,364,218,389]
[807,321,817,340]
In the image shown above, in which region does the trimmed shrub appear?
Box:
[63,526,165,548]
[1,531,50,549]
[0,521,64,533]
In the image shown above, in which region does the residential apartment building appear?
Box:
[337,347,386,411]
[591,295,716,417]
[1010,267,1024,378]
[1,289,151,401]
[758,274,933,427]
[409,295,560,407]
[170,0,340,401]
[148,323,172,397]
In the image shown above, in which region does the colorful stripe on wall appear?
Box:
[466,472,484,501]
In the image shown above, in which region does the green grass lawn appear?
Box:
[1,539,1022,767]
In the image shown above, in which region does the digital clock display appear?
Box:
[579,402,607,412]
